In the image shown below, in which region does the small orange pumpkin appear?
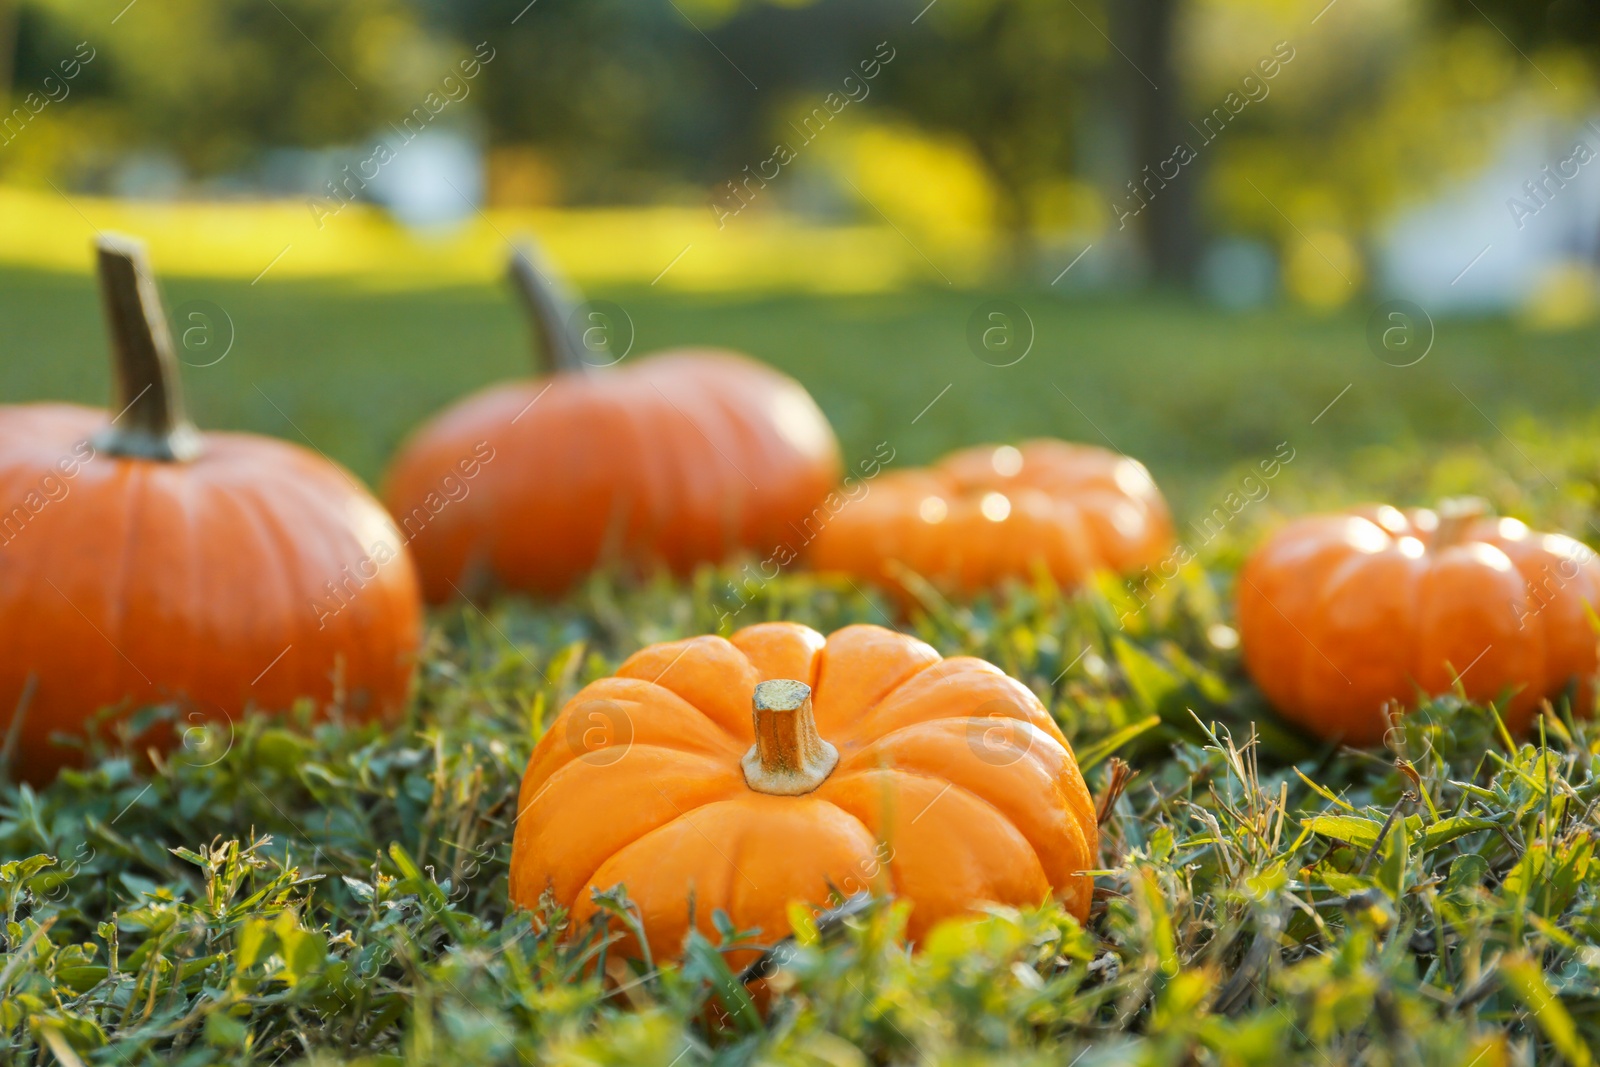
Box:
[382,242,841,601]
[807,440,1173,595]
[0,236,422,782]
[1237,499,1600,743]
[508,622,1098,960]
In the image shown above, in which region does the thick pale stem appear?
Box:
[1433,496,1489,550]
[93,234,201,462]
[742,679,838,796]
[507,239,593,376]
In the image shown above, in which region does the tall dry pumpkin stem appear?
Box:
[94,234,201,462]
[508,241,594,376]
[1433,496,1489,549]
[743,679,838,796]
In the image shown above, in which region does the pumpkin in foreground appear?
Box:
[509,622,1098,960]
[1238,499,1600,744]
[807,440,1173,596]
[382,240,840,602]
[0,235,422,782]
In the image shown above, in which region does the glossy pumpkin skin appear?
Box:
[807,439,1173,594]
[508,622,1098,960]
[1238,504,1600,744]
[0,404,423,782]
[383,350,840,601]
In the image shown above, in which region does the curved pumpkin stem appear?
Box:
[743,679,838,796]
[1433,496,1489,549]
[507,239,594,376]
[94,234,202,462]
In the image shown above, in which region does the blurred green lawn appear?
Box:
[2,265,1595,512]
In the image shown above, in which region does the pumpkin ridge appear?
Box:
[813,796,896,897]
[654,370,746,563]
[572,796,753,910]
[836,716,1070,771]
[824,764,1056,886]
[830,655,943,737]
[524,734,745,799]
[578,794,890,944]
[106,461,149,695]
[174,466,204,703]
[708,376,773,553]
[584,788,747,906]
[820,766,1067,931]
[811,627,944,736]
[844,657,1064,748]
[211,477,302,705]
[230,469,338,703]
[1311,543,1420,730]
[595,390,647,573]
[608,678,748,748]
[253,455,409,693]
[833,723,1097,888]
[519,754,746,906]
[613,636,760,739]
[243,464,366,698]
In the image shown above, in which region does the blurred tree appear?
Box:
[436,0,1108,267]
[877,0,1102,268]
[0,0,15,106]
[1110,0,1196,284]
[425,0,708,203]
[429,0,895,204]
[10,0,439,178]
[1438,0,1600,51]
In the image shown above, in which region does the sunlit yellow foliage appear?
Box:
[824,123,998,257]
[1283,228,1362,310]
[0,185,979,293]
[1521,260,1600,332]
[1028,178,1109,237]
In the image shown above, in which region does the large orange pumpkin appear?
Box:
[382,242,840,601]
[509,622,1098,961]
[1237,499,1600,744]
[807,440,1173,595]
[0,235,422,782]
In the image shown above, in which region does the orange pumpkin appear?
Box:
[0,235,422,782]
[1237,499,1600,744]
[508,621,1098,961]
[807,440,1173,595]
[382,241,840,601]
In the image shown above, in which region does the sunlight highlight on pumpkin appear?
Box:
[767,384,840,460]
[1113,458,1155,497]
[1345,519,1390,554]
[991,445,1023,476]
[1374,505,1408,533]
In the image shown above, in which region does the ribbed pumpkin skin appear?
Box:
[1238,505,1600,744]
[808,440,1172,594]
[383,350,840,602]
[0,404,423,782]
[509,622,1098,960]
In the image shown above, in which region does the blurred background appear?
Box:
[2,0,1598,516]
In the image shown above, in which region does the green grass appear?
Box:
[5,268,1600,1064]
[4,266,1600,510]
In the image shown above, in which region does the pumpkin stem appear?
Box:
[507,240,594,376]
[742,679,838,796]
[1432,496,1489,549]
[93,234,202,462]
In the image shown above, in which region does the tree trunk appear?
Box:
[1110,0,1200,287]
[0,0,16,109]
